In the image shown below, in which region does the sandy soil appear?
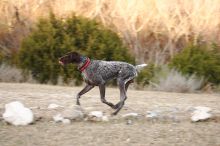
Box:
[0,83,220,146]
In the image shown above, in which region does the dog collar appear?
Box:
[79,58,91,72]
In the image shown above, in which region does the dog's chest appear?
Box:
[81,69,97,85]
[81,71,90,83]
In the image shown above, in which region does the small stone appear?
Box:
[53,114,71,124]
[191,111,212,122]
[122,113,138,118]
[62,119,71,124]
[48,103,63,109]
[53,114,64,122]
[61,105,84,120]
[102,116,109,122]
[146,111,158,118]
[194,106,211,112]
[126,120,132,125]
[191,106,212,122]
[126,138,130,142]
[89,111,103,118]
[88,111,106,122]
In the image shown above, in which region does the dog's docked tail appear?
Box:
[135,64,147,72]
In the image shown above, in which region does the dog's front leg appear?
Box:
[99,84,116,109]
[76,84,94,105]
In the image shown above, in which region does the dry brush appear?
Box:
[1,0,220,63]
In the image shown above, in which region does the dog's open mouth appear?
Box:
[58,60,64,66]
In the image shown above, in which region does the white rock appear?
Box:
[191,106,212,122]
[191,112,211,122]
[87,111,108,122]
[3,101,34,126]
[62,119,71,124]
[53,114,71,124]
[102,116,109,122]
[53,105,84,123]
[48,103,63,109]
[88,111,103,118]
[194,106,211,112]
[126,138,131,142]
[146,111,158,118]
[126,119,133,125]
[61,105,84,120]
[53,114,64,122]
[122,113,139,118]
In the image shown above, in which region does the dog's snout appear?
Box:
[58,60,64,66]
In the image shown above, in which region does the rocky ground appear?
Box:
[0,83,220,146]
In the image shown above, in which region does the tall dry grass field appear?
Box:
[1,0,220,63]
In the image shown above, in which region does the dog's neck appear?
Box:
[78,56,91,72]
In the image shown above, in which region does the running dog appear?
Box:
[59,52,147,115]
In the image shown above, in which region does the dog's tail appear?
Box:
[135,64,147,72]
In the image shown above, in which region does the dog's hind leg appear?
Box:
[114,79,134,109]
[76,84,94,105]
[112,79,127,115]
[99,84,115,109]
[125,79,134,92]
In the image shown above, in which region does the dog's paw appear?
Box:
[76,101,81,106]
[111,112,118,116]
[113,103,120,109]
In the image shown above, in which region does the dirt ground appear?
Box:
[0,83,220,146]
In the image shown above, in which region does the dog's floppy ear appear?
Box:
[69,51,80,57]
[69,51,81,63]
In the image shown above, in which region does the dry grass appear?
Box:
[0,64,23,82]
[1,0,220,63]
[149,67,204,93]
[0,64,36,83]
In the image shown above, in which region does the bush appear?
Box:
[0,52,3,64]
[136,63,160,86]
[136,64,204,92]
[169,44,220,84]
[18,13,134,85]
[0,64,36,83]
[149,66,204,92]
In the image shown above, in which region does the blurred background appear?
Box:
[0,0,220,92]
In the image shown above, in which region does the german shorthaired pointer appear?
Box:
[59,52,147,115]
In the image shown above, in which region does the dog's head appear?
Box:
[59,52,81,65]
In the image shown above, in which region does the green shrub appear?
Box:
[169,44,220,84]
[18,13,134,84]
[136,63,161,86]
[0,52,3,64]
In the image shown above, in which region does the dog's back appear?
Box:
[83,60,137,85]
